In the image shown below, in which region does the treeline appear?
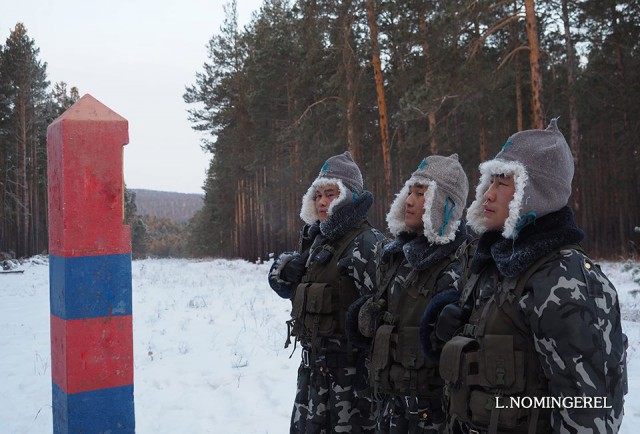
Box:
[0,23,79,258]
[124,189,190,259]
[0,24,188,260]
[132,189,203,223]
[185,0,640,260]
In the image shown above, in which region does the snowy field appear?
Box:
[1,256,639,433]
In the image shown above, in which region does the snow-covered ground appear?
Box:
[1,257,639,433]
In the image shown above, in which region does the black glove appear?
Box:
[268,252,306,299]
[434,302,472,343]
[346,294,375,349]
[359,297,386,338]
[280,253,307,284]
[420,288,460,360]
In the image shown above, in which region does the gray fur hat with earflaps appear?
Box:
[386,154,469,244]
[466,118,574,239]
[299,151,365,224]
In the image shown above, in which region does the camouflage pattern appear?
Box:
[443,246,626,434]
[371,233,469,434]
[386,255,464,310]
[291,352,377,434]
[519,248,626,433]
[289,226,385,434]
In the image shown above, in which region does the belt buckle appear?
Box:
[301,348,310,368]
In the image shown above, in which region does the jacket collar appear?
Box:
[470,206,584,277]
[383,223,470,270]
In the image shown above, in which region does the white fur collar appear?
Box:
[466,159,528,239]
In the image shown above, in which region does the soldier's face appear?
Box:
[315,184,339,222]
[482,174,515,231]
[404,184,428,233]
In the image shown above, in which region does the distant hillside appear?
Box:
[131,189,203,223]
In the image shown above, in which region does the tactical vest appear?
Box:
[288,222,371,352]
[439,248,580,434]
[370,243,469,399]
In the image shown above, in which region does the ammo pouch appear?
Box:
[371,325,442,396]
[290,282,337,339]
[441,335,528,430]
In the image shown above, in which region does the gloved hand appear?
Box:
[420,288,461,360]
[280,252,307,284]
[268,252,306,299]
[346,294,379,349]
[358,297,386,338]
[434,302,472,343]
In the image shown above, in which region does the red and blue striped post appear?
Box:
[47,94,135,433]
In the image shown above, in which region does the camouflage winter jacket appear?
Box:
[269,191,386,353]
[368,228,470,395]
[441,207,626,433]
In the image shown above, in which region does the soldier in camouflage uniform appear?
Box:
[346,154,472,434]
[269,151,385,434]
[428,120,627,433]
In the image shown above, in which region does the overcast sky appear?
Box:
[2,0,263,194]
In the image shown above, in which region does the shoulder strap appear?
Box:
[374,253,404,301]
[511,243,584,298]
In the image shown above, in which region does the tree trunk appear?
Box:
[561,0,581,213]
[479,117,489,163]
[524,0,545,129]
[340,0,362,163]
[418,4,438,155]
[512,1,524,132]
[17,94,29,257]
[365,0,391,203]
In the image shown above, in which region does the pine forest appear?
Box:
[185,0,640,260]
[1,0,639,262]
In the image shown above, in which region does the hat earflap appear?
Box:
[299,178,353,225]
[466,159,529,238]
[386,183,411,236]
[423,182,462,245]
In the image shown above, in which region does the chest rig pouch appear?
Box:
[288,225,367,345]
[438,248,582,434]
[370,255,453,398]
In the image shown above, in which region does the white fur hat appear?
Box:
[386,154,469,244]
[299,151,363,224]
[466,118,574,239]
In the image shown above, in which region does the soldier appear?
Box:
[346,154,472,433]
[429,120,627,433]
[268,151,385,434]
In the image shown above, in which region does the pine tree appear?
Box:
[0,23,50,257]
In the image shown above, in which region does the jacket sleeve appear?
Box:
[519,249,626,433]
[337,228,387,296]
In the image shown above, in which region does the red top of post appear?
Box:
[47,94,131,257]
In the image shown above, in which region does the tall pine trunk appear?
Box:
[365,0,391,203]
[418,4,438,155]
[524,0,545,129]
[561,0,581,214]
[340,0,362,162]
